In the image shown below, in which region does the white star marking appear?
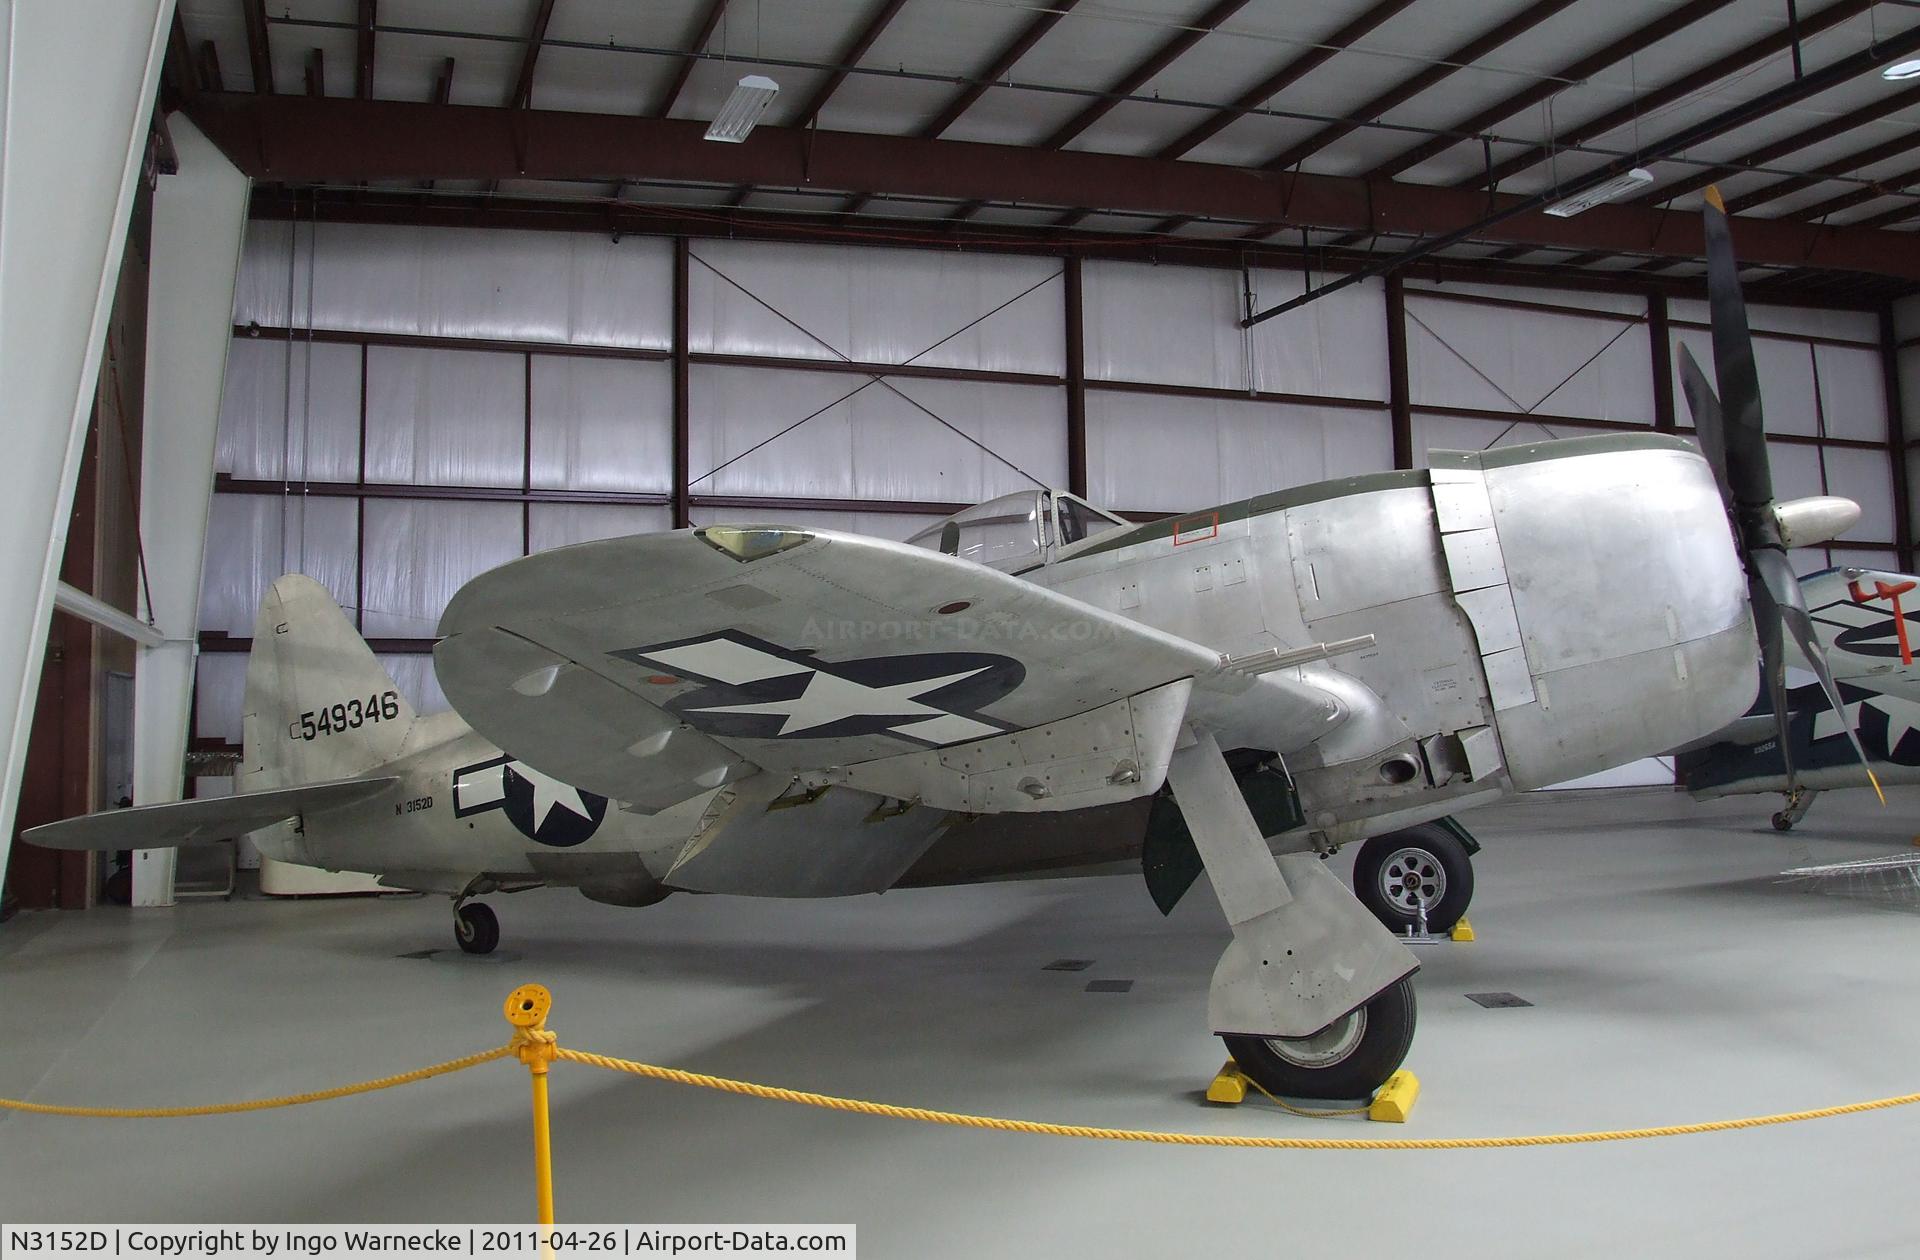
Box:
[1813,693,1920,753]
[509,761,595,830]
[691,666,1000,739]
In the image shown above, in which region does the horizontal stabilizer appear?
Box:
[22,777,399,850]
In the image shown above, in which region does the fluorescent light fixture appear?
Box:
[1543,167,1655,218]
[704,75,779,143]
[1884,59,1920,81]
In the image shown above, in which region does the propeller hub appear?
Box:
[1770,496,1862,550]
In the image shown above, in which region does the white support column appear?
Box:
[0,0,175,885]
[130,116,250,908]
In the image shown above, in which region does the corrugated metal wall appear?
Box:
[194,222,1906,768]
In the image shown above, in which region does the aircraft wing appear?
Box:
[22,777,400,850]
[435,525,1322,814]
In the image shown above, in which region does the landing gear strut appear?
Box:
[454,902,499,955]
[1353,823,1475,936]
[1166,731,1420,1100]
[1773,786,1818,832]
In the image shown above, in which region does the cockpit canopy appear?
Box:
[905,490,1131,573]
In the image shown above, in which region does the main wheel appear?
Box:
[1353,824,1474,935]
[1222,977,1417,1100]
[1771,811,1795,832]
[454,903,499,955]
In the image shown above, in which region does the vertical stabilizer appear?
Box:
[239,575,416,790]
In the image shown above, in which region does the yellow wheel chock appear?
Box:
[1206,1061,1421,1123]
[1449,916,1476,942]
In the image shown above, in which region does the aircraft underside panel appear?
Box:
[659,776,953,898]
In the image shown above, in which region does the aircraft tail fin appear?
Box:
[241,575,417,790]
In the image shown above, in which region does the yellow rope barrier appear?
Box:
[6,981,1919,1155]
[550,1045,1920,1150]
[0,1046,511,1119]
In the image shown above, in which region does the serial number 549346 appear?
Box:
[293,690,402,741]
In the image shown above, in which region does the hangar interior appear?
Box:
[5,0,1920,1253]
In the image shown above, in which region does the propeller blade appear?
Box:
[1747,563,1794,791]
[1752,548,1886,804]
[1676,344,1732,510]
[1700,187,1774,515]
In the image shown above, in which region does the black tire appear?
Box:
[1353,823,1474,935]
[1771,811,1795,832]
[1223,976,1417,1100]
[455,903,500,955]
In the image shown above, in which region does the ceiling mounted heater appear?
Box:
[1543,168,1655,218]
[705,75,780,143]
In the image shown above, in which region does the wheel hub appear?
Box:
[1263,1007,1368,1069]
[1378,846,1445,914]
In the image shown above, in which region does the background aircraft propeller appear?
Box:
[1677,186,1882,803]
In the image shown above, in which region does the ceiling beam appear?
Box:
[1638,82,1920,208]
[1237,21,1920,320]
[961,0,1249,226]
[1849,199,1920,231]
[1788,161,1920,223]
[1725,123,1920,216]
[1461,0,1875,192]
[844,0,1082,216]
[732,0,912,210]
[509,0,559,109]
[1138,0,1416,234]
[916,0,1080,139]
[253,185,1896,307]
[241,0,273,94]
[1037,0,1250,151]
[356,0,376,100]
[182,92,1920,281]
[792,0,911,128]
[1366,0,1733,182]
[654,0,729,117]
[1260,0,1581,174]
[1151,0,1417,163]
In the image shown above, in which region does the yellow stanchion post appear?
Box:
[504,984,559,1228]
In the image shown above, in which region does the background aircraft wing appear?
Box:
[23,777,400,850]
[435,525,1325,814]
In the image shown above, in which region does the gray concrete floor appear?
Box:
[5,786,1920,1257]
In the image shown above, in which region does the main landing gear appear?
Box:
[454,901,499,955]
[1165,732,1421,1100]
[1222,977,1418,1100]
[1353,822,1476,936]
[1773,786,1819,832]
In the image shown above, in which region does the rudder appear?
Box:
[241,575,417,790]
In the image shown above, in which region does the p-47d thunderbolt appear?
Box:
[30,189,1878,1100]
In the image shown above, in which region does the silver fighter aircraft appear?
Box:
[29,189,1877,1100]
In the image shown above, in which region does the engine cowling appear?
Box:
[1441,434,1759,789]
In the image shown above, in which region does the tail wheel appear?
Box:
[454,903,499,955]
[1353,823,1474,935]
[1223,976,1417,1100]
